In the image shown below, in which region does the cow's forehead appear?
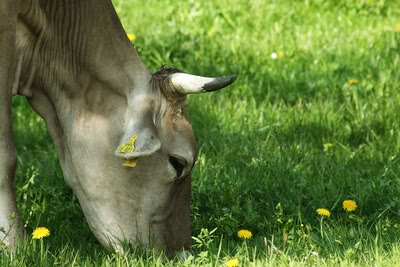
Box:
[151,68,186,100]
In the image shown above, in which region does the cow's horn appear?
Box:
[168,73,237,94]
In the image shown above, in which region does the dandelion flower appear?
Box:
[324,143,334,151]
[278,50,284,57]
[226,258,240,267]
[395,24,400,30]
[32,227,50,239]
[316,208,331,217]
[127,33,136,41]
[115,249,119,254]
[237,229,252,239]
[348,79,358,85]
[343,200,357,212]
[271,53,278,60]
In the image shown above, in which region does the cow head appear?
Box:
[82,68,235,255]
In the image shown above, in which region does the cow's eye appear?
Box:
[169,156,187,177]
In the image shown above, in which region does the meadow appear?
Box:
[5,0,400,265]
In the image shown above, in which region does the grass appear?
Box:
[6,0,400,265]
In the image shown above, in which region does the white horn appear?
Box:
[168,73,237,94]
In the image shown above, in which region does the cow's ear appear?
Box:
[114,106,161,158]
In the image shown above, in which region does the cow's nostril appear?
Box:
[169,156,186,177]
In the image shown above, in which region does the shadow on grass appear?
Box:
[187,93,400,255]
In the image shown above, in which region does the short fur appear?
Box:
[0,0,235,256]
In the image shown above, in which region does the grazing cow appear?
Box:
[0,0,236,255]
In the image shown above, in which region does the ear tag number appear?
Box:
[118,135,138,153]
[123,158,138,167]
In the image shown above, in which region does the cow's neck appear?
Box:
[15,0,152,163]
[16,0,151,108]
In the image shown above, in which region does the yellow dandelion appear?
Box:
[237,229,252,239]
[395,24,400,30]
[316,208,331,217]
[32,227,50,239]
[324,143,334,150]
[278,50,284,57]
[343,200,357,212]
[115,249,119,254]
[323,143,334,152]
[127,33,136,41]
[226,258,240,267]
[348,79,358,85]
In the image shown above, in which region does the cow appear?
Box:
[0,0,236,256]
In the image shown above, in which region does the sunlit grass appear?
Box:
[7,0,400,265]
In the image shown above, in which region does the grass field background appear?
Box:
[6,0,400,265]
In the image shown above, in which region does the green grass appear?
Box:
[6,0,400,265]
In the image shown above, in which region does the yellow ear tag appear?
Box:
[118,135,138,153]
[122,158,138,167]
